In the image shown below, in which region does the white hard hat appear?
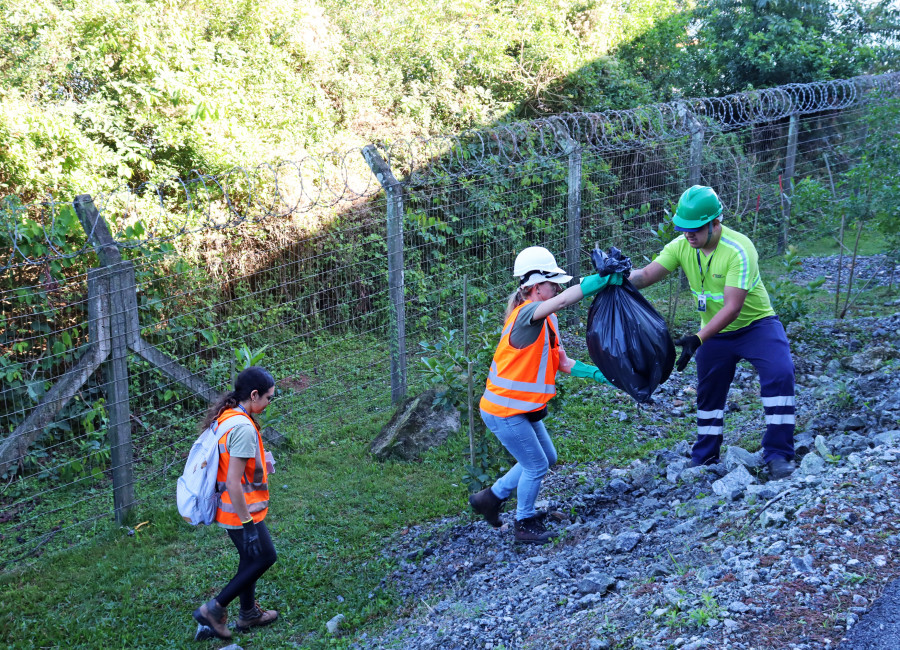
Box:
[513,246,572,288]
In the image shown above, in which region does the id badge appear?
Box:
[697,295,707,312]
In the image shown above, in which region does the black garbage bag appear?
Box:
[585,247,675,403]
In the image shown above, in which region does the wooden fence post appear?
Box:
[0,272,111,478]
[105,262,136,522]
[74,196,135,523]
[361,146,407,404]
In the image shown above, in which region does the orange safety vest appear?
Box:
[480,300,560,417]
[214,407,269,526]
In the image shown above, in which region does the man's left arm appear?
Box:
[697,285,747,342]
[697,245,754,342]
[674,286,747,371]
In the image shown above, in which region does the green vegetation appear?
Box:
[3,0,897,197]
[661,590,722,631]
[1,0,899,647]
[0,438,461,648]
[0,0,684,197]
[617,0,900,97]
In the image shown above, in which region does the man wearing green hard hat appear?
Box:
[628,185,797,480]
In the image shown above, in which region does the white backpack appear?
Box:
[176,414,250,526]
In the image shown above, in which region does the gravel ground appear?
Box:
[348,308,900,650]
[795,255,900,292]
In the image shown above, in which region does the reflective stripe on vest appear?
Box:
[214,408,269,526]
[479,302,560,417]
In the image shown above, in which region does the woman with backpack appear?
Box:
[192,366,279,640]
[470,247,623,544]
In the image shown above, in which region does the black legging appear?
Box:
[216,520,278,611]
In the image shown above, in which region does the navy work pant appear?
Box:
[692,316,795,465]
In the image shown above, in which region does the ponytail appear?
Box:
[200,392,240,432]
[503,285,528,323]
[199,366,275,432]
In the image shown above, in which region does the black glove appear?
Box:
[242,519,262,558]
[674,334,703,372]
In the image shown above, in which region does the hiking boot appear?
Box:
[514,515,558,545]
[235,601,279,632]
[767,457,797,480]
[469,487,506,528]
[192,599,232,640]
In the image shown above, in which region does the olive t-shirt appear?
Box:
[225,421,258,459]
[510,302,557,349]
[653,225,775,332]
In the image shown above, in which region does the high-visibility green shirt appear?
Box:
[653,225,775,333]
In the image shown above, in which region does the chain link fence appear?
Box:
[1,72,898,569]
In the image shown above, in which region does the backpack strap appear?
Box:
[212,413,255,450]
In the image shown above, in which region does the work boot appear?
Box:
[235,601,279,632]
[767,457,797,480]
[469,487,506,528]
[192,599,232,640]
[514,515,558,545]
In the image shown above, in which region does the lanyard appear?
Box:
[237,404,250,417]
[696,249,715,294]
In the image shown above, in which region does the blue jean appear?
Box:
[480,410,558,521]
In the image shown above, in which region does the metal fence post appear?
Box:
[361,146,407,404]
[74,195,135,523]
[780,113,799,253]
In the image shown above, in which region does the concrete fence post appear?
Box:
[780,113,799,254]
[565,142,583,328]
[361,145,407,404]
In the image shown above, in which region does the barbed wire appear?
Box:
[1,72,898,269]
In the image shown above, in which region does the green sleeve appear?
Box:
[653,237,685,272]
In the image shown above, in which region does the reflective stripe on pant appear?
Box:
[480,409,557,521]
[693,315,795,465]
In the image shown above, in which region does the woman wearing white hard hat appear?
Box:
[470,246,622,544]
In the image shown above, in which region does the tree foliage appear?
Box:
[617,0,900,98]
[1,0,688,197]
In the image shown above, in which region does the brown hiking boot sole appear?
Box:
[192,605,232,640]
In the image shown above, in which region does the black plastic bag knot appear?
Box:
[593,246,632,278]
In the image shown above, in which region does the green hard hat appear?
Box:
[672,185,723,231]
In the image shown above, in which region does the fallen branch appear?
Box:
[2,526,61,568]
[745,486,796,529]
